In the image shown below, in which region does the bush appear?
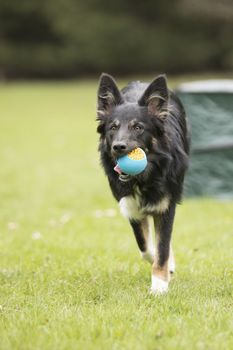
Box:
[0,0,232,78]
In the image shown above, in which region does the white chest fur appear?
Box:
[119,193,170,220]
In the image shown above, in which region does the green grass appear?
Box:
[0,80,233,350]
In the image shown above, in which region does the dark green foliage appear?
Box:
[0,0,233,78]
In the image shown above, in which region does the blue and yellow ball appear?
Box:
[116,148,147,175]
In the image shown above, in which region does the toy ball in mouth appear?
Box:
[114,147,147,176]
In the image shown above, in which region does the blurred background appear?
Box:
[0,0,233,79]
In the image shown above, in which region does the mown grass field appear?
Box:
[0,80,233,350]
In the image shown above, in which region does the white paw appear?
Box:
[141,250,154,264]
[150,275,169,295]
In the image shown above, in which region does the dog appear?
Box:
[96,73,190,294]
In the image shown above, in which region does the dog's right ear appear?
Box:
[97,73,123,118]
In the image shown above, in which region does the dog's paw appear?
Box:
[141,250,154,264]
[150,276,168,295]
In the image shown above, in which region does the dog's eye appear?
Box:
[134,125,143,131]
[110,125,118,131]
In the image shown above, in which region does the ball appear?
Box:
[116,148,147,176]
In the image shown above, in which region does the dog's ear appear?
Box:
[138,75,168,117]
[97,73,123,118]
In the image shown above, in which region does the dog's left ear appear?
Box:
[138,75,168,117]
[97,73,123,118]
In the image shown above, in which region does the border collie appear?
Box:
[96,73,190,294]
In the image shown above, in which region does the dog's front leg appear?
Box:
[151,202,176,295]
[129,217,155,264]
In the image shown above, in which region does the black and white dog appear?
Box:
[96,73,190,294]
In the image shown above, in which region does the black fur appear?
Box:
[96,73,190,279]
[130,220,147,252]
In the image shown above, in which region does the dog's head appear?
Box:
[96,73,170,181]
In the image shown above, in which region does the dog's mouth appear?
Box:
[114,164,132,182]
[119,174,131,182]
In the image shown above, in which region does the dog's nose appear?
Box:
[112,142,127,154]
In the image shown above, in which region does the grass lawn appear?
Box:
[0,80,233,350]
